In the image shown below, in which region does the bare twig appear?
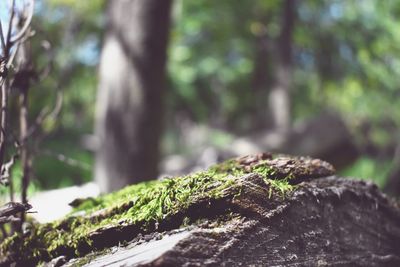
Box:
[39,149,91,171]
[27,91,62,139]
[0,0,36,236]
[0,57,7,90]
[20,83,30,204]
[0,19,6,55]
[5,0,16,56]
[37,40,52,80]
[0,215,21,225]
[10,0,35,45]
[0,0,16,172]
[0,80,9,170]
[0,154,17,186]
[0,202,31,219]
[6,39,21,68]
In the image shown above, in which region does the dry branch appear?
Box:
[0,0,36,237]
[0,202,32,219]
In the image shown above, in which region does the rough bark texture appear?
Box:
[94,0,172,192]
[64,176,400,267]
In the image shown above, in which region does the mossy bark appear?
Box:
[0,153,336,266]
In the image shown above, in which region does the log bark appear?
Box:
[2,155,398,266]
[66,177,400,267]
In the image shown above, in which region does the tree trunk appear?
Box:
[383,143,400,196]
[94,0,172,192]
[251,17,272,130]
[269,0,295,134]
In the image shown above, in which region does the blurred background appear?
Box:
[1,0,400,206]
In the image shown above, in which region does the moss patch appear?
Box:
[0,153,335,265]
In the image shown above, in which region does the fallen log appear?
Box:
[0,154,398,266]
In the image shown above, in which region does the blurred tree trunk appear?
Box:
[251,16,273,130]
[95,0,172,192]
[383,143,400,196]
[269,0,295,134]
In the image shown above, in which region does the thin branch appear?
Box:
[6,39,20,68]
[48,91,63,120]
[0,57,6,89]
[1,154,18,186]
[39,149,91,171]
[27,91,63,138]
[10,0,35,45]
[0,202,31,218]
[0,19,6,55]
[37,40,52,80]
[0,80,9,172]
[0,215,20,225]
[5,0,16,54]
[20,83,30,204]
[0,0,36,235]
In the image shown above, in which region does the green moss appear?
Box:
[250,163,296,197]
[0,156,298,264]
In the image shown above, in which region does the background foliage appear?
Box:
[2,0,399,195]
